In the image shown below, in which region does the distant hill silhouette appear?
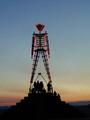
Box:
[69,101,90,106]
[0,106,10,110]
[0,91,86,120]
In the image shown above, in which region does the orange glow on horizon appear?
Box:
[0,91,27,106]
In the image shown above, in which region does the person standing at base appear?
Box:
[47,82,53,93]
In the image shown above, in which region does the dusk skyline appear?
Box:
[0,0,90,106]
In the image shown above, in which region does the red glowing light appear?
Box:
[35,24,45,32]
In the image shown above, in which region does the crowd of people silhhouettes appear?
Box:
[31,80,53,93]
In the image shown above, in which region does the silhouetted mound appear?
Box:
[0,92,85,120]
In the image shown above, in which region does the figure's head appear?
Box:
[35,23,45,33]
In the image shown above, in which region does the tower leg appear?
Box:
[30,51,40,92]
[41,51,53,93]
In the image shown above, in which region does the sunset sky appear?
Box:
[0,0,90,106]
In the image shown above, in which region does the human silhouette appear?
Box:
[47,82,53,92]
[39,81,43,92]
[54,91,57,96]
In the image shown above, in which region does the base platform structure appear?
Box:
[1,89,85,120]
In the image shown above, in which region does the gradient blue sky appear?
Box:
[0,0,90,105]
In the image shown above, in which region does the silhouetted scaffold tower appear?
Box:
[29,24,53,93]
